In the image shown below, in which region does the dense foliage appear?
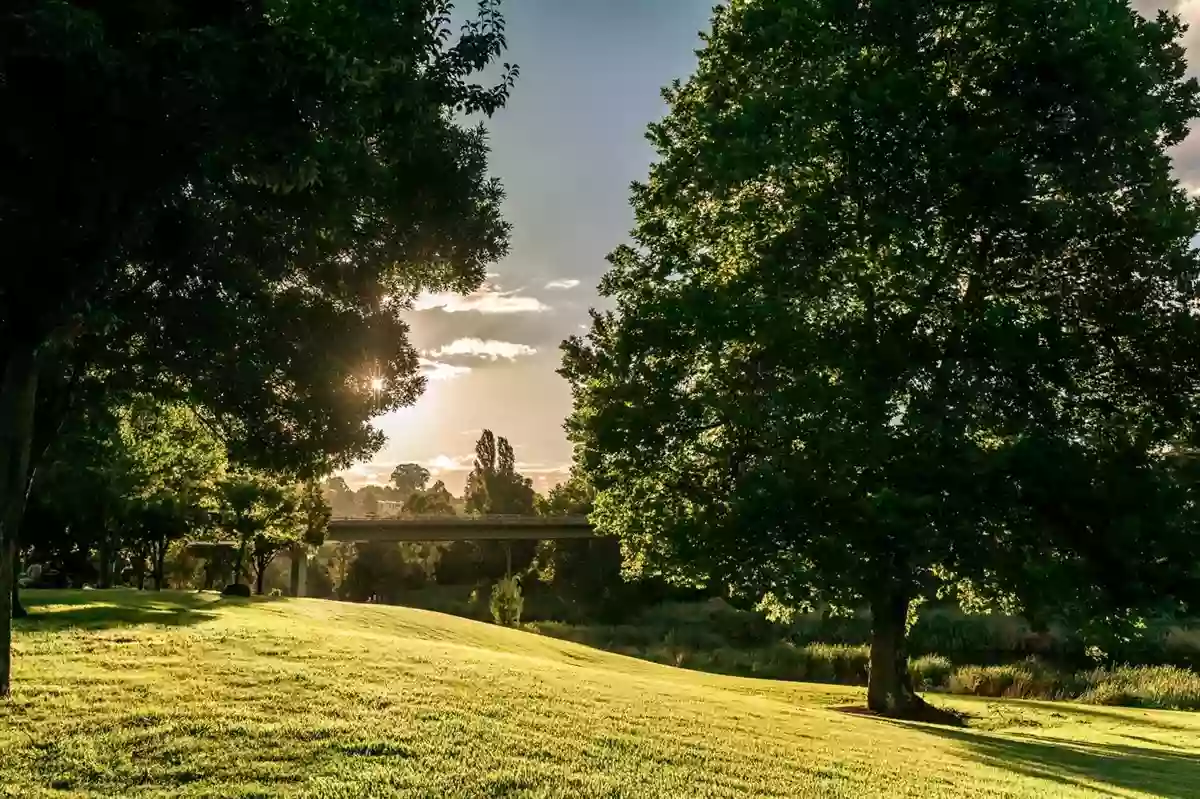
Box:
[562,0,1200,715]
[19,393,332,597]
[0,0,516,694]
[23,397,224,590]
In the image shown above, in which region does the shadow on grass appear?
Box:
[1015,700,1200,733]
[915,724,1200,798]
[14,589,224,631]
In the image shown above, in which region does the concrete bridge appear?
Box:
[187,515,598,596]
[288,514,596,596]
[292,515,596,596]
[325,514,594,542]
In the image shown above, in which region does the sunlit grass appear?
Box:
[3,590,1199,797]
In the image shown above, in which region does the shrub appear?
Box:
[910,655,954,691]
[525,618,1200,711]
[627,599,778,650]
[1077,666,1200,711]
[945,659,1074,699]
[490,577,523,627]
[806,643,870,684]
[940,660,1200,710]
[221,583,251,598]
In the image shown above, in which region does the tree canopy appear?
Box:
[562,0,1200,716]
[404,479,456,516]
[24,395,226,591]
[465,429,536,515]
[391,463,432,498]
[0,0,516,695]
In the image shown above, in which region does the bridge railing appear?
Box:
[329,514,589,524]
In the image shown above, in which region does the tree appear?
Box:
[403,479,456,516]
[126,493,201,590]
[321,477,357,518]
[390,464,431,498]
[464,429,537,577]
[298,481,332,549]
[1,0,516,694]
[285,480,332,596]
[536,469,595,517]
[465,430,536,515]
[118,398,225,589]
[342,541,442,602]
[355,484,403,517]
[326,542,356,595]
[216,473,298,593]
[241,480,329,596]
[562,0,1200,717]
[22,396,223,592]
[533,470,620,607]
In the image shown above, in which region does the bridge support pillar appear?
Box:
[288,545,308,598]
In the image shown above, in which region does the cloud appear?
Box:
[428,338,538,361]
[421,453,571,476]
[412,282,550,314]
[515,461,573,475]
[418,357,472,381]
[341,456,572,493]
[338,462,396,489]
[544,278,581,290]
[427,454,474,473]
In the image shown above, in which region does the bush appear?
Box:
[939,660,1200,710]
[490,577,523,627]
[221,583,251,598]
[1077,666,1200,711]
[633,598,782,648]
[525,617,1200,711]
[910,655,954,691]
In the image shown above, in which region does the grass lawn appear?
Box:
[2,590,1199,798]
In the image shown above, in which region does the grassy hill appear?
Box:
[2,591,1198,798]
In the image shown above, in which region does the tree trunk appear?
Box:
[0,341,41,697]
[154,540,167,590]
[12,578,26,619]
[98,532,111,589]
[11,547,26,619]
[867,589,927,717]
[255,560,266,595]
[233,536,248,588]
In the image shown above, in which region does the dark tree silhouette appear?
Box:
[0,0,515,695]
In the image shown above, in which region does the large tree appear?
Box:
[390,463,432,498]
[462,429,537,577]
[403,479,456,515]
[321,477,358,518]
[465,429,535,515]
[216,472,299,593]
[562,0,1200,717]
[0,0,515,695]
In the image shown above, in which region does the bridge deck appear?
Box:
[185,516,597,597]
[325,515,596,543]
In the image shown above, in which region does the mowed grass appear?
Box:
[1,592,1198,798]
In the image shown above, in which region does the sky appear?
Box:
[342,0,1200,494]
[338,1,716,493]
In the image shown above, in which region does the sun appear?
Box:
[369,376,385,392]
